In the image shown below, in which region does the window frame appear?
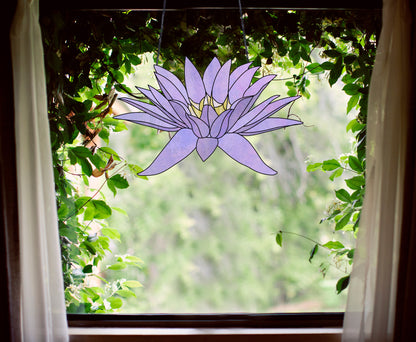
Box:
[2,1,382,341]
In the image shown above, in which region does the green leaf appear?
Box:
[128,164,148,180]
[123,280,143,288]
[124,255,144,263]
[342,83,361,96]
[108,174,129,189]
[306,63,324,74]
[82,265,93,273]
[112,207,128,216]
[89,154,106,170]
[275,231,283,247]
[309,244,319,263]
[346,118,365,132]
[111,69,124,83]
[348,156,363,172]
[322,159,341,171]
[128,55,142,65]
[82,241,97,255]
[101,227,121,241]
[59,228,78,243]
[58,203,69,219]
[75,196,91,210]
[324,49,341,58]
[329,168,344,181]
[79,158,93,176]
[92,200,112,219]
[68,149,77,165]
[107,180,117,196]
[70,146,93,159]
[320,61,334,70]
[84,202,96,221]
[98,129,110,144]
[107,297,123,309]
[323,241,345,250]
[343,55,356,65]
[287,88,298,97]
[335,189,351,203]
[116,289,136,298]
[345,176,365,190]
[329,56,343,86]
[99,146,121,161]
[336,275,350,294]
[335,212,352,231]
[107,262,127,270]
[306,162,322,172]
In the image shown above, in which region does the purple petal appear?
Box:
[170,100,192,127]
[229,62,252,87]
[196,137,218,161]
[120,97,176,124]
[155,73,188,104]
[139,129,198,176]
[240,117,303,135]
[212,60,231,104]
[236,96,300,132]
[200,105,218,126]
[185,58,206,103]
[115,112,181,131]
[247,96,300,127]
[228,95,279,132]
[154,65,189,104]
[244,74,276,97]
[137,87,161,106]
[210,110,231,138]
[227,97,253,129]
[188,116,210,138]
[203,58,221,97]
[218,133,277,175]
[149,86,184,124]
[228,67,259,104]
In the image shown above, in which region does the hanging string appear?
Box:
[156,0,167,65]
[238,0,249,61]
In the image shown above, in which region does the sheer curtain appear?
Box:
[10,0,68,341]
[342,0,412,341]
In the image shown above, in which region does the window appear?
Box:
[9,0,410,340]
[47,0,380,324]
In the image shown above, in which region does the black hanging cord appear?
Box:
[156,0,167,65]
[238,0,249,61]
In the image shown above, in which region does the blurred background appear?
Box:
[103,53,354,313]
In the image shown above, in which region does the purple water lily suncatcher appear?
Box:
[116,57,302,176]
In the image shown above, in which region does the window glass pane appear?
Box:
[105,54,351,313]
[43,8,378,314]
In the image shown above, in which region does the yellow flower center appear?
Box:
[189,96,230,117]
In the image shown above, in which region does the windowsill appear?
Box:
[68,313,343,340]
[69,327,343,341]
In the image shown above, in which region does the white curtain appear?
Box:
[342,0,412,341]
[10,0,68,341]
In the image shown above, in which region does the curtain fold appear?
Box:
[342,0,412,341]
[10,0,68,341]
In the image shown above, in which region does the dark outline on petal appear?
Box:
[139,129,198,176]
[240,117,303,136]
[114,112,181,131]
[218,133,277,175]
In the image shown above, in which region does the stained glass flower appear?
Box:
[116,57,302,176]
